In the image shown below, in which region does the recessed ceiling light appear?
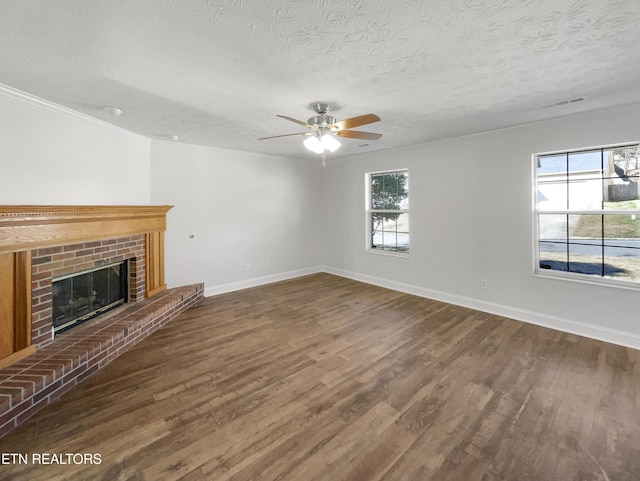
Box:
[168,135,179,142]
[102,106,122,116]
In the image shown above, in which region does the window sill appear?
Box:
[367,249,410,259]
[534,269,640,291]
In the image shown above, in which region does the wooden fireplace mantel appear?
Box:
[0,205,173,368]
[0,205,172,252]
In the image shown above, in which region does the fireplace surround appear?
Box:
[0,205,205,438]
[0,205,172,367]
[30,234,147,347]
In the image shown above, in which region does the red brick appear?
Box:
[0,394,11,413]
[63,243,85,252]
[32,379,62,404]
[0,418,17,436]
[74,365,99,384]
[32,255,52,265]
[16,396,49,425]
[10,374,45,394]
[0,387,22,406]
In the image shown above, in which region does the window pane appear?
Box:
[399,171,409,209]
[568,214,601,242]
[383,174,399,195]
[567,176,602,210]
[568,150,601,175]
[370,174,384,209]
[604,213,640,241]
[371,212,409,252]
[537,155,567,210]
[371,171,409,210]
[566,151,602,210]
[538,214,567,271]
[538,154,566,175]
[567,213,602,276]
[603,246,640,282]
[603,146,640,209]
[568,243,602,276]
[538,214,567,242]
[603,214,640,281]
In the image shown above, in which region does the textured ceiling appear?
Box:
[1,0,640,159]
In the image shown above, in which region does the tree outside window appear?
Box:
[368,170,409,253]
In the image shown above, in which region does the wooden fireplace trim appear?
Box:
[0,205,173,368]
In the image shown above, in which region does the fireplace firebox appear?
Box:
[52,261,128,334]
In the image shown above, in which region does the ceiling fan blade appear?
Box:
[336,130,382,140]
[258,132,310,140]
[276,114,313,128]
[330,113,380,130]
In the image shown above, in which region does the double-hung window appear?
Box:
[367,169,409,254]
[534,144,640,287]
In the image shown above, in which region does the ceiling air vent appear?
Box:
[541,97,585,109]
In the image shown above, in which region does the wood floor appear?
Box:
[0,273,638,481]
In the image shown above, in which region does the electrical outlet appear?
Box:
[481,279,488,289]
[245,263,251,271]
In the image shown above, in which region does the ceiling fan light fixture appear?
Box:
[304,133,341,154]
[261,103,380,158]
[304,135,324,153]
[321,134,341,152]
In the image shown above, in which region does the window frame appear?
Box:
[532,142,640,290]
[366,168,410,257]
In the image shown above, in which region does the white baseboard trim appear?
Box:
[322,266,640,351]
[204,266,323,297]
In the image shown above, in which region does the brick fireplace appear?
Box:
[32,235,146,346]
[0,206,204,438]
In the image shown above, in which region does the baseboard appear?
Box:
[203,266,324,297]
[322,266,640,351]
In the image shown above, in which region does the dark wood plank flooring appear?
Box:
[0,273,638,480]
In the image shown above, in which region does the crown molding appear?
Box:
[0,82,149,141]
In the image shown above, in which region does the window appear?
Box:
[367,169,409,254]
[534,144,640,287]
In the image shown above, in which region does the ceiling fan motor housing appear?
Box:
[308,115,336,128]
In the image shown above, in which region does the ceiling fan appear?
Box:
[258,103,382,165]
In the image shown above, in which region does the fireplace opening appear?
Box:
[52,261,129,334]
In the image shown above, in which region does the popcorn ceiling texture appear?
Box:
[0,0,639,158]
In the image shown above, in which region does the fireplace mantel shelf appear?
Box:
[0,205,172,253]
[0,204,173,369]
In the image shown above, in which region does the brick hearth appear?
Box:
[0,205,205,439]
[0,282,203,438]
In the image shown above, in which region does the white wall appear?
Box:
[0,86,150,204]
[150,141,324,295]
[4,81,640,349]
[323,104,640,349]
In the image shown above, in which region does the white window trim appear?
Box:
[532,143,640,290]
[366,169,410,257]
